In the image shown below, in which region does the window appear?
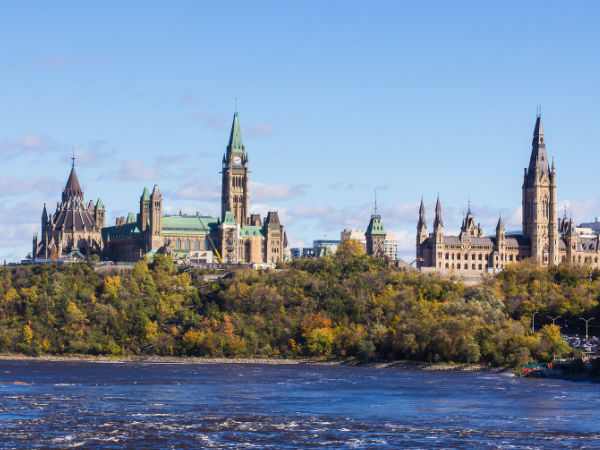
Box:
[478,254,482,260]
[176,239,181,250]
[457,254,461,260]
[194,239,200,250]
[472,264,475,270]
[542,197,549,218]
[478,264,482,270]
[204,239,210,251]
[445,263,449,268]
[471,254,475,260]
[510,255,513,261]
[185,240,190,250]
[445,253,449,259]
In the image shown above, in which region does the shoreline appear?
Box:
[0,353,509,373]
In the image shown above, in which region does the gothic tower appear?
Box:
[522,114,558,265]
[433,195,444,269]
[365,200,387,258]
[149,184,162,250]
[221,112,249,226]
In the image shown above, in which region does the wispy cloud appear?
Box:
[241,123,276,137]
[0,175,61,198]
[193,112,226,130]
[181,94,200,106]
[100,159,161,182]
[171,176,221,201]
[250,181,306,202]
[39,56,71,68]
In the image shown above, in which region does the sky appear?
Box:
[1,1,599,262]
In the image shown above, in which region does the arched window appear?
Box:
[445,263,449,269]
[204,239,210,251]
[185,240,190,250]
[194,239,200,250]
[542,197,549,218]
[176,239,181,250]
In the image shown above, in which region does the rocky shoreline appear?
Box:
[0,353,509,373]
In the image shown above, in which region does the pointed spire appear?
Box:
[227,111,244,154]
[417,197,426,230]
[141,187,150,201]
[526,114,550,181]
[434,195,443,228]
[496,215,505,234]
[467,198,472,215]
[42,203,48,221]
[63,165,83,203]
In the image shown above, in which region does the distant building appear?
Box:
[313,239,340,257]
[416,114,600,276]
[365,211,386,259]
[340,228,366,251]
[34,111,289,265]
[384,231,398,261]
[33,163,105,260]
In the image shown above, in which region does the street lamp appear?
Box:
[547,315,562,326]
[531,311,539,333]
[579,317,595,340]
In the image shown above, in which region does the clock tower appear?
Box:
[221,111,249,225]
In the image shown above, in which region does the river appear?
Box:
[0,361,599,448]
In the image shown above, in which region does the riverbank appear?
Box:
[0,353,509,373]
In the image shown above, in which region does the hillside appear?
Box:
[1,241,597,367]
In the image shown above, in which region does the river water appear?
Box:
[0,361,599,448]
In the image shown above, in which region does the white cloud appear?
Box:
[100,159,161,181]
[194,113,226,130]
[171,176,221,201]
[250,181,306,202]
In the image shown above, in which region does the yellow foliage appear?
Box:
[22,325,33,343]
[103,276,121,300]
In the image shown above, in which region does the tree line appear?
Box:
[1,240,597,367]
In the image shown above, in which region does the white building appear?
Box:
[384,232,398,261]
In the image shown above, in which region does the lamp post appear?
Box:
[579,317,595,340]
[531,311,539,333]
[547,315,562,326]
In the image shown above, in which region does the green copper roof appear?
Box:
[142,187,150,201]
[96,198,104,210]
[227,112,244,154]
[102,222,143,240]
[161,215,218,235]
[126,212,136,224]
[241,225,265,238]
[365,216,386,235]
[223,210,236,225]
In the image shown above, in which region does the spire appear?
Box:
[417,197,426,229]
[42,203,48,222]
[227,111,244,154]
[141,187,150,201]
[496,215,505,234]
[434,195,443,228]
[467,199,472,216]
[372,189,380,218]
[63,165,83,202]
[526,114,550,181]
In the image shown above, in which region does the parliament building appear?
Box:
[33,112,289,265]
[416,115,600,276]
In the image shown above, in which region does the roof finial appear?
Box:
[373,189,379,217]
[71,148,76,168]
[467,198,472,215]
[536,104,542,117]
[564,204,568,220]
[234,96,238,114]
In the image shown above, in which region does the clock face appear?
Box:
[233,156,242,164]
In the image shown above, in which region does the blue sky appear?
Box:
[1,1,599,262]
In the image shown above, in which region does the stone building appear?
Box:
[32,163,104,260]
[101,112,288,265]
[365,213,387,258]
[416,114,600,276]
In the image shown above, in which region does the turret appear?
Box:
[139,187,151,231]
[149,185,162,250]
